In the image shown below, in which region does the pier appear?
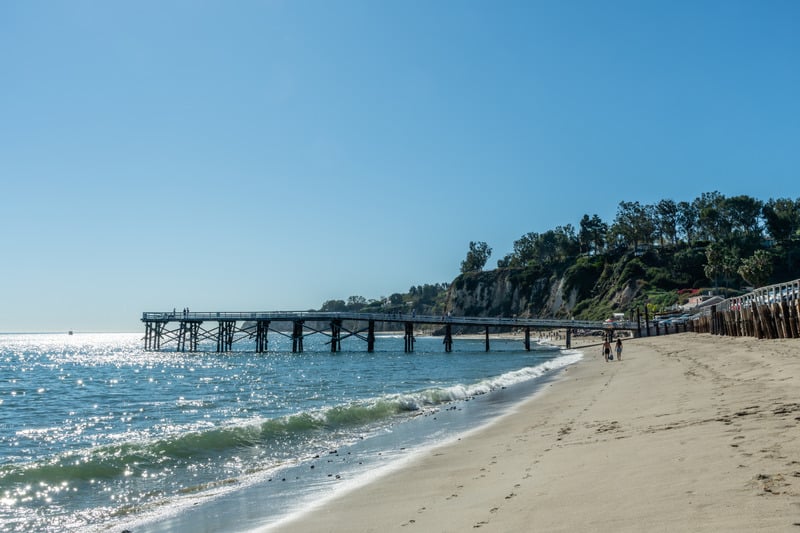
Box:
[141,311,638,353]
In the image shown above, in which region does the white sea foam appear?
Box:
[389,350,583,410]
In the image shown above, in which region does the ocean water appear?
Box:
[0,332,581,532]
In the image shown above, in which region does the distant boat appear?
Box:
[68,331,74,335]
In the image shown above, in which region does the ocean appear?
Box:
[0,331,581,532]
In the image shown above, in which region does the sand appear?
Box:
[261,334,800,532]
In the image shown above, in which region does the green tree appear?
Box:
[508,226,577,266]
[552,224,579,261]
[579,214,608,255]
[694,191,731,242]
[496,254,513,268]
[346,295,367,311]
[704,242,740,288]
[738,250,773,288]
[677,200,698,244]
[704,243,721,288]
[460,241,492,273]
[655,199,678,245]
[511,232,538,266]
[320,299,347,312]
[723,195,763,238]
[762,197,800,242]
[721,246,741,287]
[610,201,655,250]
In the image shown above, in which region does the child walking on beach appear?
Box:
[616,338,623,361]
[602,339,612,362]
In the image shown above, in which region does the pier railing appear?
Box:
[142,311,619,330]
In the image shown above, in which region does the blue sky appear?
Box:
[1,0,798,332]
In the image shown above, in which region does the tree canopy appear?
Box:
[460,241,492,273]
[491,191,800,291]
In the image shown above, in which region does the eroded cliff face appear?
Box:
[445,269,578,319]
[444,266,639,320]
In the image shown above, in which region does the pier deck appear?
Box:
[141,311,638,353]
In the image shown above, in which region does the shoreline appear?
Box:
[260,334,800,532]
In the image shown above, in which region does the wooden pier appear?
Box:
[141,311,637,353]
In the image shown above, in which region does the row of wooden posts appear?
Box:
[691,280,800,339]
[693,300,800,339]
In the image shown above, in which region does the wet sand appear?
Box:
[259,334,800,532]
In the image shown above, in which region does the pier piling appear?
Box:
[404,322,415,353]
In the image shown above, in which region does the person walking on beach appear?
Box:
[602,339,611,362]
[615,338,623,361]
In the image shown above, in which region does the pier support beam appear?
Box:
[144,321,165,351]
[565,328,572,349]
[404,322,415,353]
[443,323,453,352]
[485,326,490,352]
[292,320,305,353]
[178,321,201,352]
[189,322,200,351]
[255,320,270,353]
[524,327,531,351]
[177,321,187,352]
[217,321,235,352]
[367,320,375,353]
[330,319,342,353]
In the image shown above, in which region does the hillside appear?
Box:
[446,240,800,322]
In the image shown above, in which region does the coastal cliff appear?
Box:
[445,268,578,319]
[443,246,707,321]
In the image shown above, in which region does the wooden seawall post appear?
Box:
[636,308,642,337]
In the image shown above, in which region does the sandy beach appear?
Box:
[262,334,800,532]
